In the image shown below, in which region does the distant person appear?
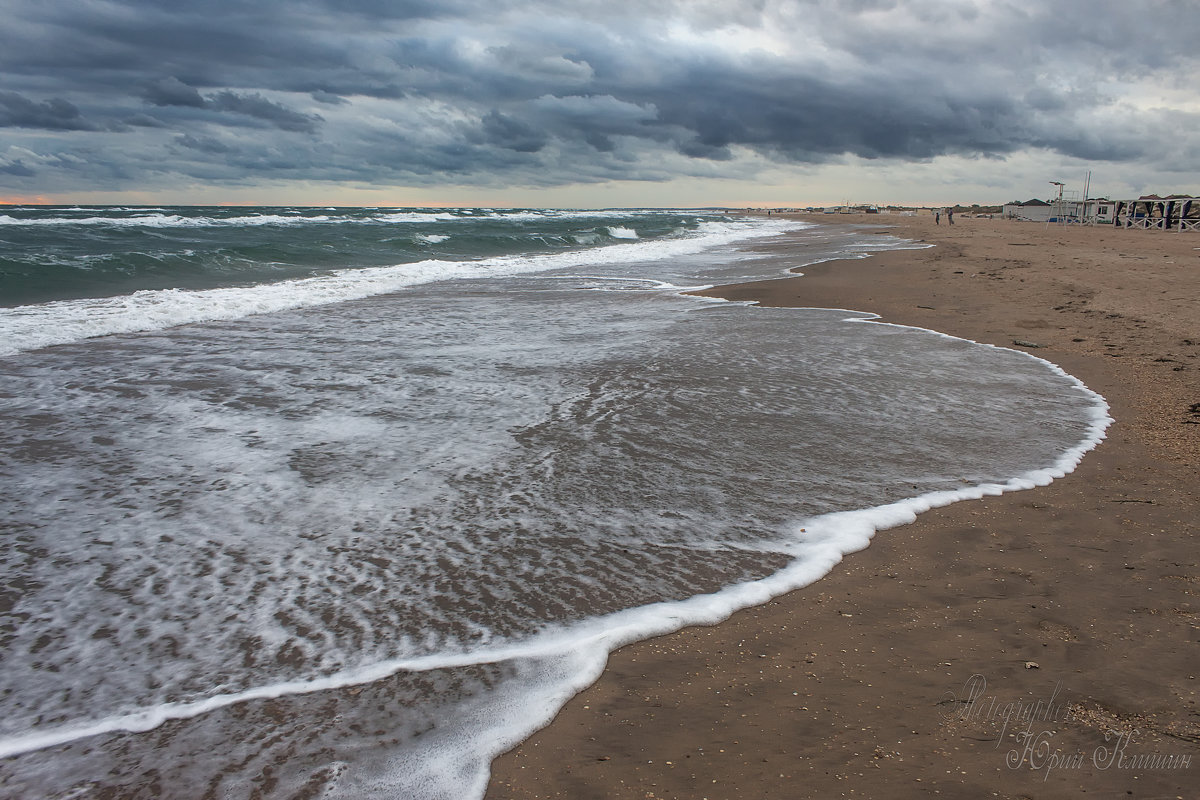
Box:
[947,208,954,225]
[934,210,941,225]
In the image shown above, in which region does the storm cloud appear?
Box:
[0,92,95,131]
[1,0,1197,196]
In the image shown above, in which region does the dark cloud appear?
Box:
[207,91,323,132]
[0,91,94,130]
[311,90,349,105]
[124,113,169,128]
[143,78,322,132]
[1,160,37,177]
[175,134,236,154]
[1,0,1197,194]
[480,110,548,153]
[145,77,207,108]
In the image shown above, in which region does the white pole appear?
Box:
[1082,170,1092,224]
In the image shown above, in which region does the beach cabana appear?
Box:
[1112,194,1200,230]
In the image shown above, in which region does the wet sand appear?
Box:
[487,214,1199,798]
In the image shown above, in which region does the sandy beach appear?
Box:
[487,214,1199,798]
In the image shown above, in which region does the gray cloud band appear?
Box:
[1,0,1197,191]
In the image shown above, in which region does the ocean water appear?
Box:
[0,207,1108,798]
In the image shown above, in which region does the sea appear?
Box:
[0,207,1109,798]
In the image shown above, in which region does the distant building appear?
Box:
[1004,197,1118,225]
[1002,199,1052,222]
[1090,199,1116,223]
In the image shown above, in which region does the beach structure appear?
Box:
[1089,199,1117,224]
[1003,194,1199,228]
[1056,197,1117,225]
[1112,194,1200,231]
[1002,198,1053,222]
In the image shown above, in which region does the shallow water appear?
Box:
[0,211,1107,798]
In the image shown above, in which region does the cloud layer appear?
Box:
[2,0,1198,197]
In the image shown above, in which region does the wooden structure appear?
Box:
[1112,195,1200,231]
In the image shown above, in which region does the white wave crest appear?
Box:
[0,211,463,228]
[370,212,460,224]
[0,213,327,228]
[0,219,802,356]
[606,226,639,239]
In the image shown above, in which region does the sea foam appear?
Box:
[0,306,1111,779]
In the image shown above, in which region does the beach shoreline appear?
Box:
[486,214,1199,798]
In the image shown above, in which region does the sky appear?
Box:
[1,0,1198,207]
